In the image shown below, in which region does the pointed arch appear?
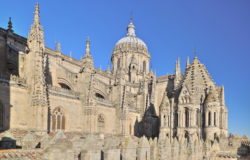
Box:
[57,78,72,90]
[51,107,65,131]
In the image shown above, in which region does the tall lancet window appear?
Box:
[214,112,216,126]
[0,102,3,129]
[98,114,105,133]
[185,108,189,127]
[208,111,211,126]
[51,107,65,131]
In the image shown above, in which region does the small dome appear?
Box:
[113,21,149,55]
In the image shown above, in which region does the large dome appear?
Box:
[113,21,149,55]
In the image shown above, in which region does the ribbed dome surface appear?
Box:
[116,36,147,49]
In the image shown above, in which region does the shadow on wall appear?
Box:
[134,103,160,139]
[0,30,19,134]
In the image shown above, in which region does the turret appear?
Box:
[204,87,221,141]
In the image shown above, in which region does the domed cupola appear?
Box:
[111,20,151,78]
[113,21,149,55]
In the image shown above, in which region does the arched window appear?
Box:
[208,111,211,126]
[185,108,189,127]
[98,114,105,133]
[143,61,146,72]
[214,112,216,126]
[196,109,200,126]
[58,83,71,90]
[0,102,4,129]
[95,93,105,100]
[51,107,65,131]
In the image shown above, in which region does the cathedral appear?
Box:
[0,4,248,160]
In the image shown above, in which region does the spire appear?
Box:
[127,19,136,37]
[175,57,181,77]
[28,3,44,50]
[174,57,182,88]
[34,3,40,25]
[7,17,13,33]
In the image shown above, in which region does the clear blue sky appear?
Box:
[1,0,249,136]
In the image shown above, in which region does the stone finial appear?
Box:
[127,20,136,37]
[84,37,92,57]
[186,56,190,68]
[69,51,72,59]
[55,42,61,52]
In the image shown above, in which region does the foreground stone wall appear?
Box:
[1,130,247,160]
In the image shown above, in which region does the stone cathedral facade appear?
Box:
[0,4,248,160]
